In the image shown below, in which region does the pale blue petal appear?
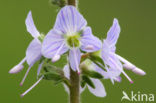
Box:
[42,29,68,58]
[25,11,40,38]
[69,48,81,72]
[102,40,111,63]
[80,27,102,52]
[54,6,87,34]
[95,60,121,84]
[63,65,70,79]
[88,78,106,97]
[106,18,120,46]
[26,39,42,65]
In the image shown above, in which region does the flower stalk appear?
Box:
[69,67,80,103]
[66,0,80,103]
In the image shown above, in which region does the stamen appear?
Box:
[20,76,44,97]
[9,57,26,74]
[20,65,33,86]
[85,45,94,50]
[122,71,133,83]
[52,42,65,62]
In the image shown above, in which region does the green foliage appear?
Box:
[89,54,104,66]
[81,75,95,89]
[83,70,103,79]
[50,0,67,7]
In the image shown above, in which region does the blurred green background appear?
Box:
[0,0,155,103]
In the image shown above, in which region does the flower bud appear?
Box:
[123,63,135,70]
[132,67,146,76]
[9,65,24,74]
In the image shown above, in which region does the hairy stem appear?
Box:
[69,67,80,103]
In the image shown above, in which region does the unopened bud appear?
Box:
[123,64,135,70]
[52,55,60,62]
[132,67,146,76]
[9,65,24,74]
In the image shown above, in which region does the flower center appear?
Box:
[66,33,81,48]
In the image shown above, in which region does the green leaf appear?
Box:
[81,79,86,88]
[83,70,103,79]
[82,75,95,89]
[89,54,104,66]
[43,64,63,75]
[43,72,62,81]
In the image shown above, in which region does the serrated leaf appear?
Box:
[82,75,95,89]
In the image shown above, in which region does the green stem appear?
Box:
[67,0,80,103]
[69,67,80,103]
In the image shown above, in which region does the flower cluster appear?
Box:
[9,6,146,98]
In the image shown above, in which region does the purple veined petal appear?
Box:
[69,48,81,73]
[108,54,133,83]
[25,11,40,38]
[26,39,42,65]
[42,29,68,59]
[101,40,113,64]
[63,65,70,79]
[88,78,106,97]
[80,27,102,52]
[54,6,87,34]
[95,64,121,84]
[106,18,120,46]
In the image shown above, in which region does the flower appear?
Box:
[9,11,43,86]
[42,6,102,73]
[63,65,106,97]
[99,18,146,84]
